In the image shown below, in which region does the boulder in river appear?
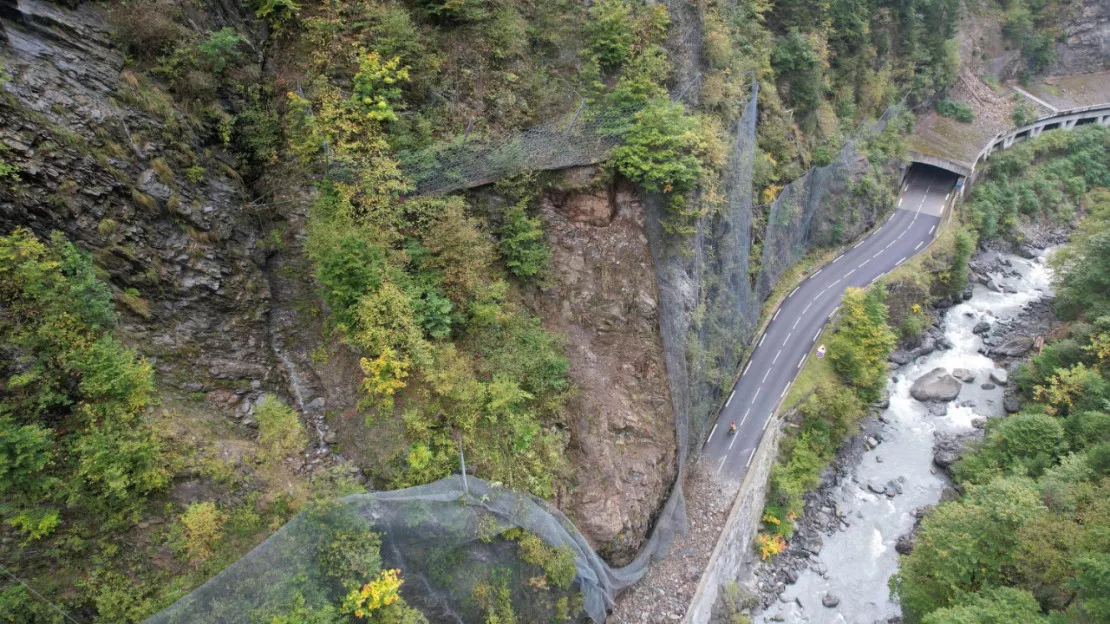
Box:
[884,480,903,497]
[910,368,962,402]
[994,336,1036,357]
[981,382,996,390]
[1004,396,1023,413]
[952,368,976,383]
[822,593,840,608]
[928,403,949,417]
[934,450,960,468]
[990,368,1008,385]
[972,321,991,335]
[896,534,915,555]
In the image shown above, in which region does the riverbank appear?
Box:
[747,240,1060,622]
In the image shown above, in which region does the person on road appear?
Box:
[729,421,737,435]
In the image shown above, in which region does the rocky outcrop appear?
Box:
[910,368,962,402]
[1051,1,1110,76]
[0,1,280,397]
[531,167,676,563]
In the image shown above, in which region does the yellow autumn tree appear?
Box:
[342,568,403,619]
[360,346,409,410]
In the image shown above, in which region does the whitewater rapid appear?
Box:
[757,250,1054,623]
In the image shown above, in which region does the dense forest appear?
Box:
[891,127,1110,623]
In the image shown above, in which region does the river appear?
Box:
[756,249,1055,623]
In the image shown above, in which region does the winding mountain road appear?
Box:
[704,164,958,477]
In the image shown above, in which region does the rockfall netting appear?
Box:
[147,476,633,624]
[754,107,902,301]
[396,102,641,197]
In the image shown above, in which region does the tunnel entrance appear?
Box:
[900,162,960,217]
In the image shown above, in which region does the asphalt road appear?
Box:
[703,164,958,477]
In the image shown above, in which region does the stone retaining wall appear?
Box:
[682,417,785,624]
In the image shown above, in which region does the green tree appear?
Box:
[828,286,897,400]
[948,229,975,297]
[919,586,1047,624]
[893,477,1047,621]
[498,201,550,280]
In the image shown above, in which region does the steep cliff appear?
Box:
[0,0,277,396]
[533,167,676,564]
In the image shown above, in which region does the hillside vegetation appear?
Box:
[891,128,1110,623]
[0,0,971,621]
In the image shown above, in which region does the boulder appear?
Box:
[928,403,949,417]
[994,336,1036,357]
[1004,396,1023,413]
[884,480,903,497]
[952,368,976,383]
[867,482,886,494]
[889,350,911,365]
[972,321,991,335]
[986,277,1004,293]
[784,569,798,584]
[874,391,891,410]
[910,368,962,402]
[896,534,915,555]
[823,594,840,608]
[990,368,1009,385]
[934,450,960,468]
[981,383,996,390]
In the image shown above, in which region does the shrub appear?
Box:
[935,98,974,122]
[255,396,307,461]
[585,0,636,70]
[1012,101,1038,127]
[498,201,550,280]
[828,287,897,400]
[179,502,226,565]
[610,98,711,218]
[109,0,185,60]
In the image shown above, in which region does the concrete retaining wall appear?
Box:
[682,417,785,624]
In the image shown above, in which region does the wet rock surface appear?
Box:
[910,368,963,402]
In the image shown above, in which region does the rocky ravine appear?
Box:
[747,243,1060,618]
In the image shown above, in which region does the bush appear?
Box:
[585,0,636,70]
[179,502,226,565]
[1012,101,1038,127]
[498,201,550,280]
[935,98,974,122]
[109,0,185,61]
[828,287,897,401]
[610,98,714,219]
[255,396,308,461]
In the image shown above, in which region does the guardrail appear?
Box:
[974,103,1110,166]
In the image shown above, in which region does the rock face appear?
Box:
[910,368,963,402]
[534,168,676,563]
[0,1,279,393]
[1051,1,1110,75]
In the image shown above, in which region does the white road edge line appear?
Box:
[780,382,791,399]
[743,360,752,376]
[797,353,808,369]
[854,240,864,249]
[870,275,880,285]
[772,308,780,322]
[895,256,906,266]
[745,448,756,468]
[706,423,718,444]
[758,334,766,347]
[915,241,923,250]
[833,254,844,263]
[830,305,840,317]
[716,456,726,475]
[811,268,823,278]
[812,329,821,343]
[789,286,800,298]
[929,225,936,235]
[726,390,735,407]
